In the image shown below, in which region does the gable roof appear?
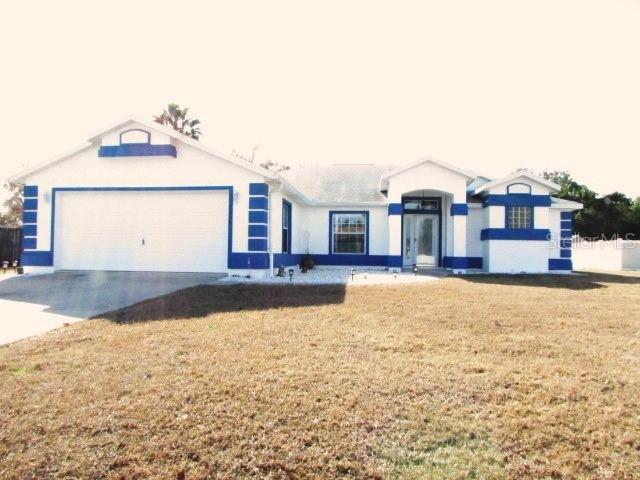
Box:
[280,164,393,204]
[380,156,477,183]
[473,170,560,195]
[9,115,278,183]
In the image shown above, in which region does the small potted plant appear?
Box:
[300,252,315,271]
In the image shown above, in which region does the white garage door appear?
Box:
[54,190,228,272]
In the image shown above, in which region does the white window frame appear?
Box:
[507,205,533,229]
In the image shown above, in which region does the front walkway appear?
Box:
[0,271,225,345]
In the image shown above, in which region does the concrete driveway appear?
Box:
[0,271,225,345]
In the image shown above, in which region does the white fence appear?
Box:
[572,238,640,271]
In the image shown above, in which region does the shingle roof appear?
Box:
[280,164,394,204]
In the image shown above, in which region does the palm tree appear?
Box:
[153,103,202,140]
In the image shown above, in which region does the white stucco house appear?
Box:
[10,116,582,276]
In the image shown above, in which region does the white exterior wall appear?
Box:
[21,122,270,273]
[484,240,550,273]
[573,240,640,271]
[466,205,484,258]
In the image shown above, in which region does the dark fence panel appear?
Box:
[0,227,22,265]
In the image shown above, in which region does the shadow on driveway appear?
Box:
[0,271,226,319]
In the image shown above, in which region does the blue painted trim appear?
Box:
[273,253,301,267]
[560,249,572,258]
[482,194,551,207]
[24,185,38,198]
[228,252,269,269]
[249,196,268,210]
[282,199,292,254]
[249,210,268,224]
[23,198,38,211]
[329,211,369,255]
[549,258,572,270]
[443,256,483,269]
[23,224,37,236]
[560,211,573,220]
[560,229,573,238]
[561,220,572,229]
[23,237,37,249]
[313,254,389,267]
[23,211,37,223]
[507,183,532,194]
[481,228,551,241]
[98,144,177,158]
[21,250,52,266]
[388,203,403,215]
[248,224,268,238]
[49,186,235,269]
[248,238,268,252]
[450,203,468,216]
[249,183,269,196]
[560,239,572,249]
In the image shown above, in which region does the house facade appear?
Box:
[11,117,582,276]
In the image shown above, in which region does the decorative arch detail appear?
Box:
[119,129,151,145]
[506,182,532,194]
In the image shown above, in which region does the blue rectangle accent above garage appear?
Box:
[248,224,268,238]
[482,194,551,207]
[23,198,38,211]
[387,203,403,215]
[23,211,37,224]
[249,183,269,196]
[450,203,469,216]
[249,196,268,210]
[98,144,177,158]
[560,249,572,258]
[248,238,268,252]
[24,185,38,198]
[481,228,551,241]
[549,258,572,270]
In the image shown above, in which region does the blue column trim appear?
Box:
[248,183,269,253]
[450,203,468,216]
[481,228,551,241]
[549,258,572,270]
[387,203,403,215]
[482,194,551,207]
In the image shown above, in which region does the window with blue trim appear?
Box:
[282,200,292,253]
[506,206,533,229]
[332,213,366,254]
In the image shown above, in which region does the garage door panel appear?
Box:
[54,190,228,272]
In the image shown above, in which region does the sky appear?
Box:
[1,0,639,202]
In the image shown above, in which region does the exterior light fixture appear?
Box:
[288,268,294,282]
[1,261,7,274]
[350,267,356,281]
[233,191,240,203]
[413,264,418,275]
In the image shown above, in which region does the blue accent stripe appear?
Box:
[561,220,572,229]
[24,185,38,198]
[560,239,572,249]
[450,203,469,216]
[248,224,268,238]
[549,258,572,270]
[443,256,483,269]
[312,254,389,267]
[23,211,37,223]
[560,212,573,220]
[248,238,268,252]
[249,183,269,196]
[481,228,551,241]
[23,198,38,211]
[249,210,268,224]
[21,251,52,266]
[560,229,573,238]
[388,203,403,215]
[249,196,268,210]
[560,249,572,258]
[23,224,37,236]
[273,253,302,267]
[482,194,551,207]
[228,252,269,269]
[23,237,37,249]
[98,144,177,158]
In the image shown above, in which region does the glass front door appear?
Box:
[403,214,439,267]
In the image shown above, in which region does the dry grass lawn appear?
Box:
[1,272,639,479]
